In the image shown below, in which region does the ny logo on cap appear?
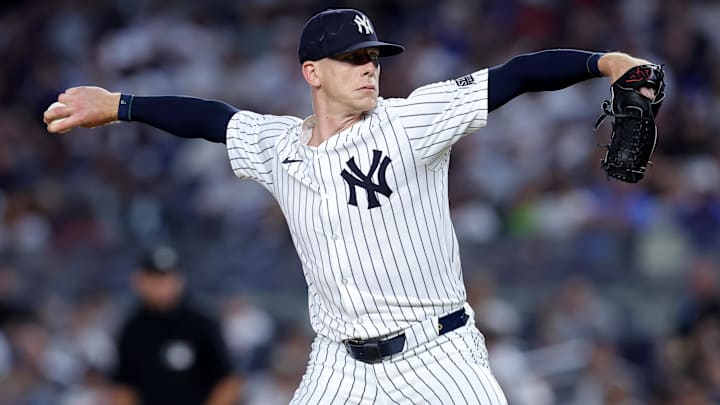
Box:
[353,14,374,35]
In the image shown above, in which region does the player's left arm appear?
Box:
[488,49,658,111]
[391,49,660,167]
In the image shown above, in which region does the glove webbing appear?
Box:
[594,100,656,183]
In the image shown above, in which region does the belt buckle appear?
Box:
[344,338,383,364]
[361,340,382,363]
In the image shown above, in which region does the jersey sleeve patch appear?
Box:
[454,74,475,87]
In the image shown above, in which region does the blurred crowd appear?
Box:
[1,0,719,404]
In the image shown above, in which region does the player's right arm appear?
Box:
[43,86,236,143]
[44,86,290,189]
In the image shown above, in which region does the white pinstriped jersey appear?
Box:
[226,69,488,342]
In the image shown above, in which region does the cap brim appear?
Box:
[333,40,404,58]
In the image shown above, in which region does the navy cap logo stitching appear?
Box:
[353,14,374,35]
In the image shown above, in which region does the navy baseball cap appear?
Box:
[298,9,404,63]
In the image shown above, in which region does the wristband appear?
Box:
[586,52,604,77]
[118,93,135,121]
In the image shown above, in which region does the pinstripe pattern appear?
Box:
[226,69,503,402]
[291,335,380,405]
[227,69,489,342]
[377,311,489,404]
[289,323,507,404]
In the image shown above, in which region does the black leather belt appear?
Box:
[343,308,469,364]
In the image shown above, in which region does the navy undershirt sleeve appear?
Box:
[488,49,604,112]
[119,95,237,144]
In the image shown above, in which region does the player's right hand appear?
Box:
[43,86,121,134]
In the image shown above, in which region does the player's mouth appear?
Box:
[358,85,376,92]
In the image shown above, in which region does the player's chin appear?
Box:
[356,95,378,111]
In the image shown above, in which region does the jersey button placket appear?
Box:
[315,149,346,302]
[314,151,330,206]
[314,150,336,229]
[315,152,327,182]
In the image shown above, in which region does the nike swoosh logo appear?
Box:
[282,157,303,164]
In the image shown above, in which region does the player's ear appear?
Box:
[302,61,321,88]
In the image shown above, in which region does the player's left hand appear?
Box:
[602,54,658,100]
[43,86,121,134]
[594,63,666,183]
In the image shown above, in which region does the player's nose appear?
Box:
[362,60,379,76]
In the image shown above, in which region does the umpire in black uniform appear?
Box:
[111,246,241,405]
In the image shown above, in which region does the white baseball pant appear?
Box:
[290,320,508,404]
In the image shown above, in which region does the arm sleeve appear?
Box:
[488,49,604,111]
[119,95,238,143]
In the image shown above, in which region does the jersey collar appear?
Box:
[300,115,316,145]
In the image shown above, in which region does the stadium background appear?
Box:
[1,0,719,403]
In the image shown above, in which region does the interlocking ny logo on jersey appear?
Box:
[353,14,374,35]
[341,150,392,209]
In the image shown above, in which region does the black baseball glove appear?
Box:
[594,64,666,183]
